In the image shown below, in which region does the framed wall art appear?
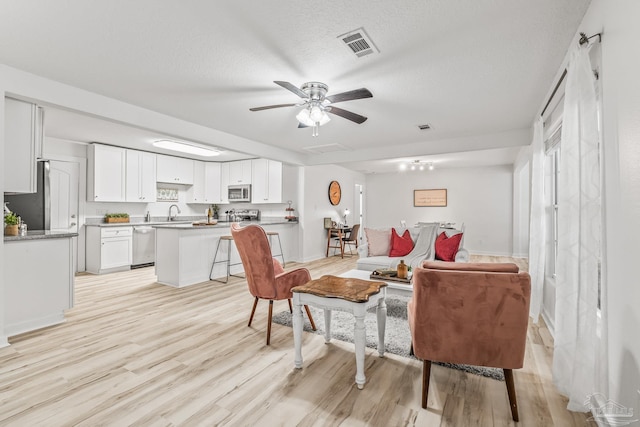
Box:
[414,189,447,207]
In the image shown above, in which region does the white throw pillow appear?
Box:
[364,228,391,256]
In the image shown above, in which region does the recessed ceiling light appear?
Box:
[153,140,220,157]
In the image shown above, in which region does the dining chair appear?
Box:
[231,222,316,345]
[338,223,360,256]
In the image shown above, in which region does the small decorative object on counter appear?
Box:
[145,211,151,222]
[285,200,297,222]
[4,211,19,236]
[104,213,130,223]
[212,204,219,220]
[397,260,408,279]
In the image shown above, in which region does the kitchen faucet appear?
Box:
[168,204,181,221]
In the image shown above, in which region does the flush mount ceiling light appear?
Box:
[250,81,372,137]
[153,140,220,157]
[400,160,434,171]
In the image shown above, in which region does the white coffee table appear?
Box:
[339,269,413,298]
[292,275,387,390]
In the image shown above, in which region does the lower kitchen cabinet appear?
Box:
[86,226,133,274]
[3,236,74,337]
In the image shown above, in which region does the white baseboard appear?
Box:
[0,336,9,348]
[541,308,555,339]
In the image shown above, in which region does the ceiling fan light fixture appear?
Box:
[152,139,220,157]
[296,108,314,126]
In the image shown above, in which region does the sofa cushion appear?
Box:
[435,232,463,262]
[389,228,414,257]
[364,228,391,256]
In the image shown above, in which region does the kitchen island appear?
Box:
[3,231,77,337]
[154,220,298,288]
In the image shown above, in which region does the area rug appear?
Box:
[272,296,504,381]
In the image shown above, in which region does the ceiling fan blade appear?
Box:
[325,88,372,104]
[274,81,308,99]
[249,103,297,111]
[326,106,368,124]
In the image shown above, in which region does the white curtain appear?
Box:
[527,118,544,322]
[552,45,602,411]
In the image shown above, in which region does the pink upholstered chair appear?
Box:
[408,261,531,421]
[231,223,316,345]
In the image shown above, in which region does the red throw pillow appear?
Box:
[435,232,463,262]
[389,228,414,257]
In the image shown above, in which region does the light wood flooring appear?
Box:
[0,255,589,426]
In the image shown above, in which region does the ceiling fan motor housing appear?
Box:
[301,82,329,101]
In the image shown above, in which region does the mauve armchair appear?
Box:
[231,223,316,345]
[408,261,531,421]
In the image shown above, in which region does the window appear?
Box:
[544,126,562,279]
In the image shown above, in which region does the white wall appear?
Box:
[365,165,514,256]
[599,0,640,413]
[299,165,365,262]
[0,85,7,347]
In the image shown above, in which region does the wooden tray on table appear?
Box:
[370,269,411,284]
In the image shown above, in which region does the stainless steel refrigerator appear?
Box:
[4,160,50,230]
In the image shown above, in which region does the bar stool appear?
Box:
[209,235,244,283]
[266,231,285,268]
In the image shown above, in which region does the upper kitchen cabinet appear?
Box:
[251,159,296,204]
[4,97,44,193]
[87,144,126,202]
[156,154,194,185]
[219,162,230,204]
[125,149,156,202]
[228,159,252,185]
[188,161,221,204]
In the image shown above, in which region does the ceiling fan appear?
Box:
[250,81,373,136]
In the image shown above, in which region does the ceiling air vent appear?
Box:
[418,124,432,130]
[338,27,379,58]
[303,143,349,154]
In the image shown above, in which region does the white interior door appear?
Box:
[50,160,80,272]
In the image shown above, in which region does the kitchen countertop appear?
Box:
[86,218,298,228]
[153,218,298,230]
[4,230,79,242]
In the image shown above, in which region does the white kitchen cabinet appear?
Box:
[189,161,206,203]
[251,159,283,203]
[85,226,133,274]
[219,162,230,204]
[87,144,127,202]
[4,97,44,193]
[204,162,222,203]
[125,149,156,202]
[4,236,74,337]
[228,160,252,185]
[189,161,221,204]
[156,154,194,185]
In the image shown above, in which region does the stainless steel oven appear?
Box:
[228,184,251,202]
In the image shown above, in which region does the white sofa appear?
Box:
[356,224,469,271]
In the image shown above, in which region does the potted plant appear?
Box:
[104,213,130,223]
[212,204,219,220]
[4,212,19,236]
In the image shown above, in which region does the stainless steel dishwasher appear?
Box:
[132,225,156,268]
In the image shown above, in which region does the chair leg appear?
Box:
[422,360,431,409]
[504,368,519,422]
[304,305,317,330]
[248,297,259,327]
[266,300,274,346]
[288,299,293,313]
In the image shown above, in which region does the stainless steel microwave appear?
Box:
[228,184,251,202]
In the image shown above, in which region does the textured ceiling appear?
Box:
[0,0,590,169]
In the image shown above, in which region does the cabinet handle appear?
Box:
[70,222,77,227]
